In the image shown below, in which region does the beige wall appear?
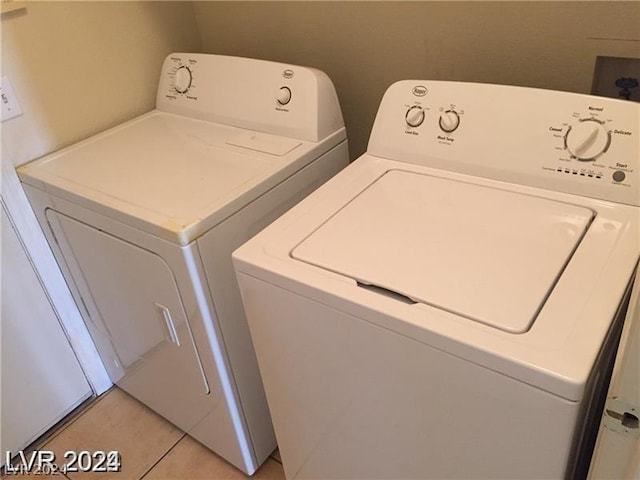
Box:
[2,1,201,167]
[193,1,640,159]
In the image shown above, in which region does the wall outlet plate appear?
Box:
[1,76,23,122]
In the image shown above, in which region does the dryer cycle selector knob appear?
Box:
[405,106,425,128]
[439,110,460,133]
[278,86,292,105]
[174,66,192,94]
[564,118,611,161]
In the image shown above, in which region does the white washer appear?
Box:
[233,81,639,479]
[17,53,348,474]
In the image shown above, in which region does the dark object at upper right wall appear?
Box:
[592,56,640,103]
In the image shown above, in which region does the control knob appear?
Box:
[278,86,292,105]
[564,118,611,161]
[439,110,460,133]
[405,106,425,128]
[174,66,192,94]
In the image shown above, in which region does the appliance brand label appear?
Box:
[412,86,428,97]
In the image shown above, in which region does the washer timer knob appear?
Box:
[405,106,425,128]
[174,66,192,94]
[564,118,611,161]
[439,110,460,133]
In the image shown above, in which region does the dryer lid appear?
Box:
[17,111,333,245]
[291,170,594,333]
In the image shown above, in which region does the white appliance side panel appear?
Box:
[1,207,91,461]
[589,269,640,479]
[238,274,581,479]
[197,140,348,463]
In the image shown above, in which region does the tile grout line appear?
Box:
[137,432,188,480]
[47,388,116,480]
[42,386,116,450]
[1,389,114,477]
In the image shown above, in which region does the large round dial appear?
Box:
[174,66,192,94]
[564,118,611,161]
[439,110,460,133]
[405,106,425,128]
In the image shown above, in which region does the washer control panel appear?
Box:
[368,81,639,206]
[156,53,344,142]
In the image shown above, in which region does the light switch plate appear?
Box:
[1,76,24,122]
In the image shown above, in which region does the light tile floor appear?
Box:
[3,388,284,480]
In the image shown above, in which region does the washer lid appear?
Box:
[292,170,594,333]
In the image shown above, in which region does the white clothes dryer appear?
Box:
[17,53,348,474]
[233,81,639,478]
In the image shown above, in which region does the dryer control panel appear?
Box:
[368,81,639,206]
[156,53,344,143]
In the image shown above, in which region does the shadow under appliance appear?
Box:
[17,53,348,474]
[233,81,639,478]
